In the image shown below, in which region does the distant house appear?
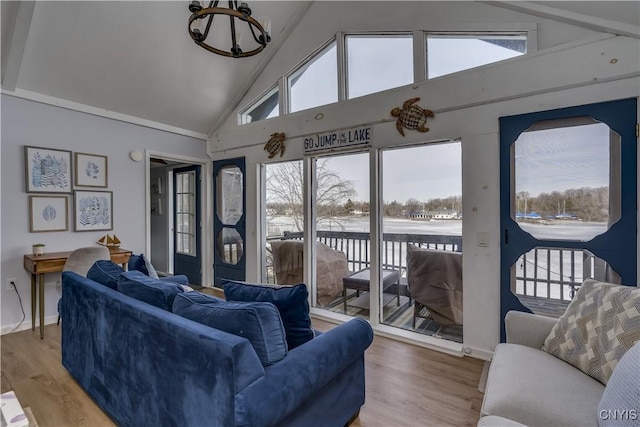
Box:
[409,209,459,220]
[429,209,459,219]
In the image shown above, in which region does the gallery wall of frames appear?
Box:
[24,146,112,233]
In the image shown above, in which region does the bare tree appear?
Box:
[266,159,356,231]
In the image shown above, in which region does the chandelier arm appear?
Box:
[201,13,215,40]
[247,21,265,45]
[188,4,269,58]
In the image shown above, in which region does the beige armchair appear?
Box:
[270,240,349,307]
[58,246,111,324]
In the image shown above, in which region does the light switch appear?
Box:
[477,231,489,248]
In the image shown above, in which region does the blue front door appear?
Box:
[499,98,637,341]
[173,165,202,285]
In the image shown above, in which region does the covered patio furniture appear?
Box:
[270,240,349,307]
[406,244,463,328]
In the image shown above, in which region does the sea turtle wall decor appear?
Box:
[264,132,286,158]
[390,97,435,136]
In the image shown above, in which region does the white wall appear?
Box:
[207,1,640,358]
[0,95,208,333]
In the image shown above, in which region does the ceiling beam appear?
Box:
[481,1,640,39]
[206,1,314,138]
[1,1,36,91]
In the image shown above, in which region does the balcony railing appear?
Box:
[265,231,602,312]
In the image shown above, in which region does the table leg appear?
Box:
[39,274,45,339]
[31,274,36,331]
[343,287,347,313]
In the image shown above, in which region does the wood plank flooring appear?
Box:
[1,321,485,426]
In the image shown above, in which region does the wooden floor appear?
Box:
[1,321,485,426]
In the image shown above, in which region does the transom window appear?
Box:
[239,29,530,124]
[288,41,338,113]
[427,33,526,78]
[239,84,279,125]
[346,34,413,99]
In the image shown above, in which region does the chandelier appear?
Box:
[188,1,271,58]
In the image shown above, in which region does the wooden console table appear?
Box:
[23,248,131,338]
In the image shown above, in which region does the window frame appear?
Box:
[285,37,339,114]
[238,82,280,125]
[238,24,536,125]
[425,30,530,79]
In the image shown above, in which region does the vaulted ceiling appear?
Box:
[2,1,638,139]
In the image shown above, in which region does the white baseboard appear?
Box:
[1,315,58,335]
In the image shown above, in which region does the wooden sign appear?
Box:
[303,125,372,154]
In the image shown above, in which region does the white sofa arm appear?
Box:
[505,310,557,349]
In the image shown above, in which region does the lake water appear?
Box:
[268,215,606,241]
[267,216,608,301]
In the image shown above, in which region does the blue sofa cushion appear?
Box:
[173,292,287,366]
[87,260,124,290]
[222,280,314,350]
[159,275,190,286]
[128,254,159,279]
[118,270,185,311]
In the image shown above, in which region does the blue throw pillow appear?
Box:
[222,280,314,350]
[128,254,148,275]
[87,260,124,290]
[173,292,287,366]
[128,253,160,279]
[118,270,185,311]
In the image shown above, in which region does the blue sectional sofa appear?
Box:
[61,271,374,427]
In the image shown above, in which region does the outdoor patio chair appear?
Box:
[270,240,349,306]
[406,244,463,328]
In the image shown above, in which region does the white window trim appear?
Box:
[238,82,280,125]
[239,23,537,125]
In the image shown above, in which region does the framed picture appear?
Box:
[74,190,113,231]
[29,195,69,232]
[75,152,108,187]
[24,146,72,193]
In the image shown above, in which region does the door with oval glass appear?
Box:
[499,98,637,341]
[213,157,246,286]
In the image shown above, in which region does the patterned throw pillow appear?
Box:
[543,279,640,385]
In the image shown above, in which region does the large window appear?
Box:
[288,41,338,113]
[346,34,413,99]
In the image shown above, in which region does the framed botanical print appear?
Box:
[24,146,72,193]
[29,195,69,232]
[74,190,113,231]
[75,152,108,187]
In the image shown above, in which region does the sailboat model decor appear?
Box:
[97,234,121,249]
